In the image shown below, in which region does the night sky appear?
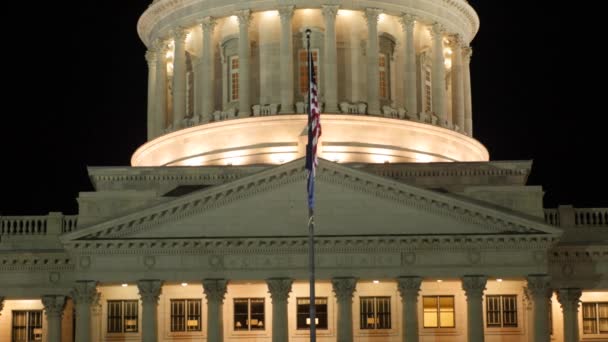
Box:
[1,1,606,215]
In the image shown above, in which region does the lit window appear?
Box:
[296,297,328,330]
[379,53,387,99]
[234,298,265,331]
[299,49,319,96]
[423,296,455,328]
[360,297,391,329]
[486,295,518,327]
[170,299,201,332]
[583,302,608,334]
[230,56,239,101]
[12,310,42,341]
[107,300,138,333]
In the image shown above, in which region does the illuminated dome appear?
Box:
[133,0,488,166]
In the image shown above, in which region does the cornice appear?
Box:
[64,159,562,242]
[0,253,74,272]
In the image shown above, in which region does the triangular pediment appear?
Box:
[61,159,562,242]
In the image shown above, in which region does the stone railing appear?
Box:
[544,206,608,228]
[0,213,79,238]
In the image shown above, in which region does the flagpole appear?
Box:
[305,28,317,342]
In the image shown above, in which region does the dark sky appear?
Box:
[1,1,606,215]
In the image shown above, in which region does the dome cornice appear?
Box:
[137,0,479,46]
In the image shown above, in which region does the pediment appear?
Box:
[61,159,562,242]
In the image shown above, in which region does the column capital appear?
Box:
[199,16,216,32]
[448,34,463,48]
[171,26,188,44]
[322,5,339,19]
[71,280,99,305]
[266,278,293,303]
[137,280,163,304]
[462,275,487,299]
[399,13,416,31]
[332,277,357,302]
[42,295,66,318]
[429,22,445,39]
[278,5,295,21]
[152,38,168,53]
[397,276,422,301]
[462,46,473,62]
[527,274,552,298]
[203,279,228,303]
[364,8,382,25]
[557,288,582,311]
[235,9,252,28]
[145,50,158,66]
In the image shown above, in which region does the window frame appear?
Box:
[229,55,239,102]
[360,296,391,330]
[422,295,455,329]
[582,302,608,335]
[170,299,202,332]
[379,53,388,99]
[107,300,139,334]
[12,310,43,342]
[485,295,518,328]
[296,297,329,330]
[233,298,265,331]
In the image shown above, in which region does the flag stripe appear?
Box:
[306,49,321,210]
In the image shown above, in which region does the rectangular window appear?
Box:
[299,49,319,96]
[234,298,265,331]
[486,295,518,328]
[107,300,138,333]
[230,56,239,101]
[423,296,455,328]
[170,299,202,332]
[296,297,328,330]
[12,310,42,342]
[583,302,608,334]
[424,62,432,113]
[379,53,387,99]
[360,297,391,330]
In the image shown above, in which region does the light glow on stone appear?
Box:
[122,283,128,287]
[373,280,380,284]
[181,282,188,286]
[496,279,503,282]
[263,10,278,18]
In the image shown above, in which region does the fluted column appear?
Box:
[397,276,421,342]
[462,275,487,342]
[266,278,293,342]
[172,27,188,128]
[278,6,294,113]
[450,35,465,132]
[71,281,99,342]
[200,17,216,121]
[145,49,158,140]
[365,8,382,115]
[42,295,66,342]
[332,277,357,342]
[137,280,162,342]
[236,10,251,117]
[399,14,417,116]
[527,275,552,342]
[429,23,447,125]
[203,279,228,342]
[322,5,339,112]
[153,39,168,135]
[557,288,582,342]
[462,46,473,135]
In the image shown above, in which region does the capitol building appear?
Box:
[1,0,607,341]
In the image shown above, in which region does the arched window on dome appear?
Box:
[419,49,433,114]
[296,28,324,104]
[379,33,396,107]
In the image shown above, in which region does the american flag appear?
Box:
[305,49,321,210]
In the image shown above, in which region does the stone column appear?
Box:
[154,39,168,135]
[557,288,582,342]
[137,280,163,342]
[397,276,421,342]
[172,27,188,128]
[322,5,339,113]
[450,35,465,132]
[266,278,293,342]
[42,295,66,342]
[365,8,382,115]
[399,14,417,117]
[236,10,252,117]
[203,279,228,342]
[91,296,102,342]
[200,17,216,121]
[429,23,447,125]
[71,281,99,342]
[332,277,357,342]
[527,275,552,342]
[0,296,4,315]
[278,6,294,113]
[462,275,487,342]
[462,46,473,135]
[145,49,158,140]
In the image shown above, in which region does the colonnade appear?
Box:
[144,8,475,139]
